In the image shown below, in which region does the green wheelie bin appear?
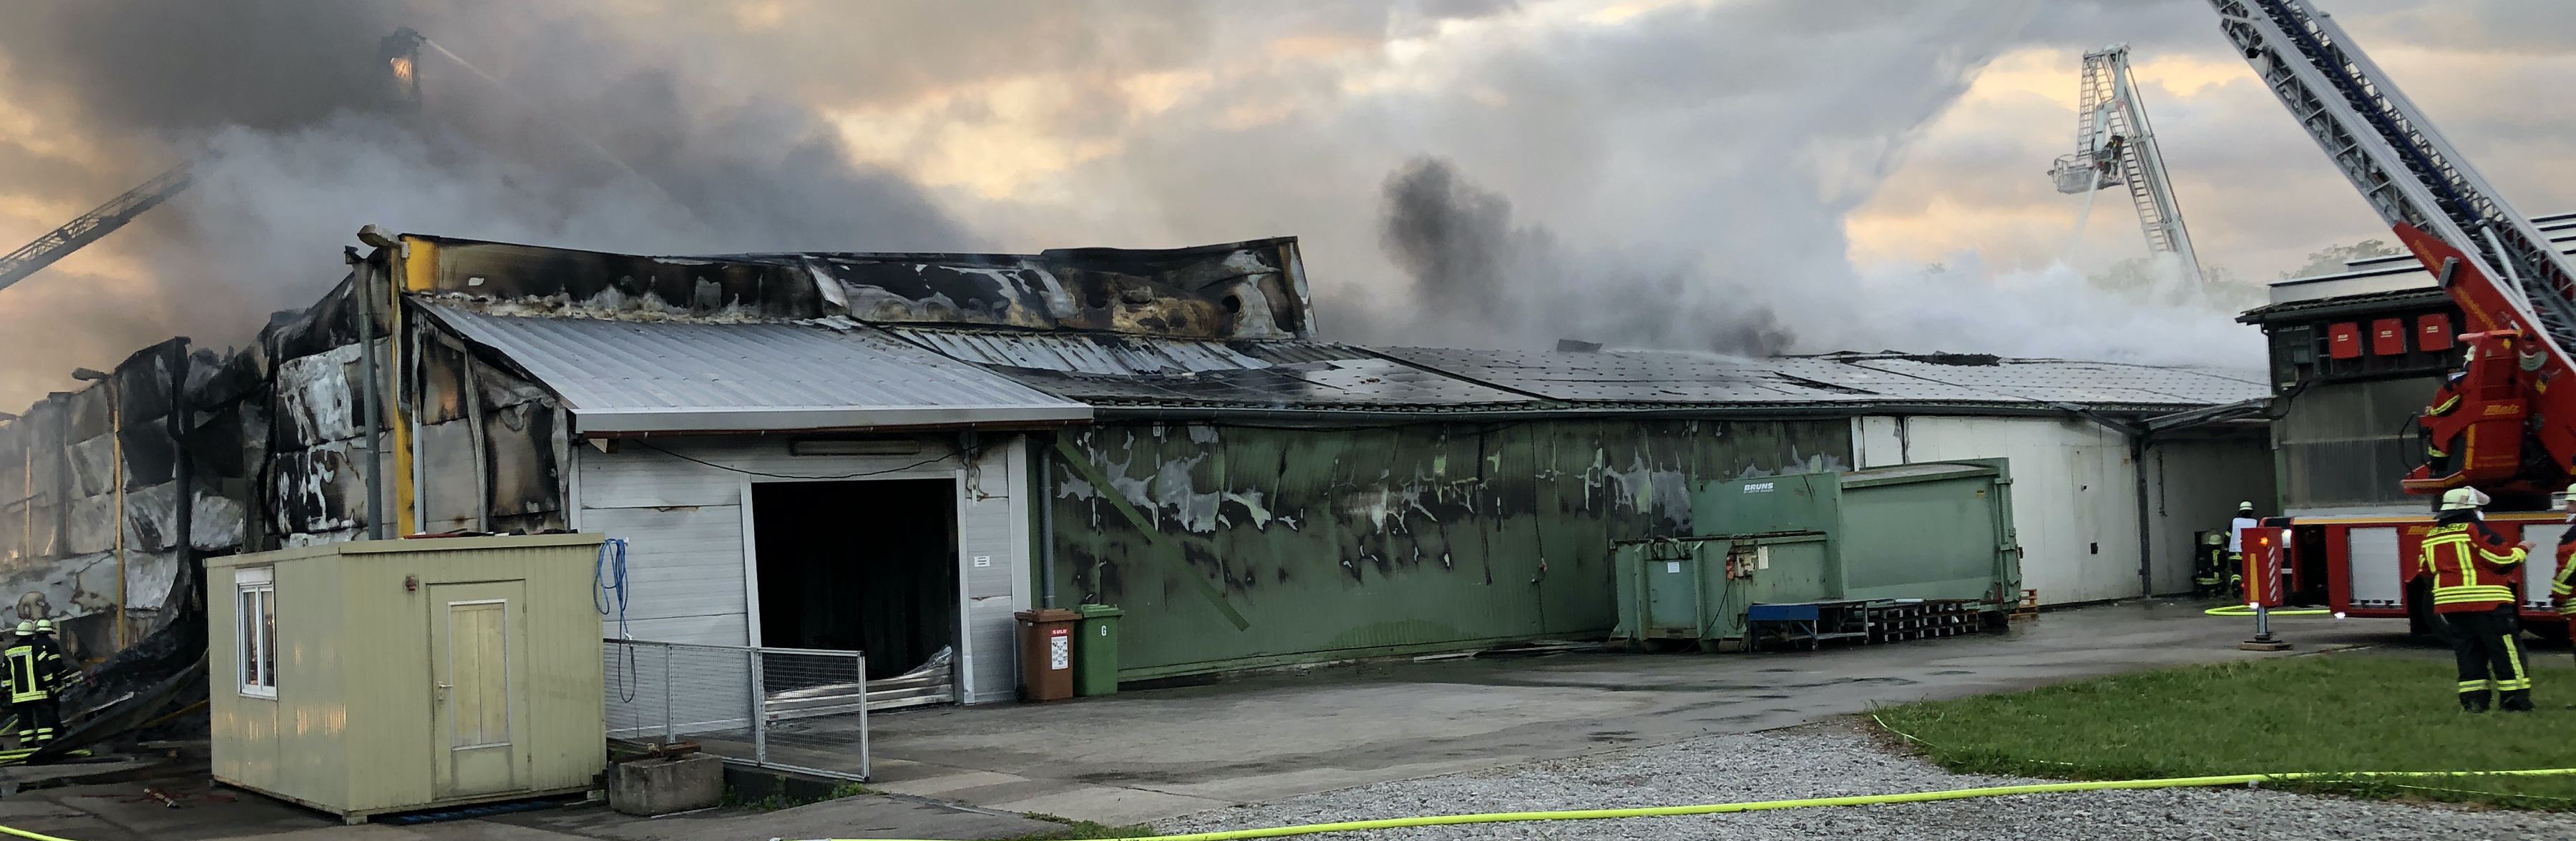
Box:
[1073,604,1124,697]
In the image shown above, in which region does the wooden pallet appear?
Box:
[1863,599,1979,644]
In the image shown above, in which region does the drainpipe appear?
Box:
[346,247,386,540]
[2132,431,2155,598]
[1038,441,1057,609]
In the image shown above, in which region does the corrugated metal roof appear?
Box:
[884,327,1364,375]
[1375,348,2265,412]
[980,358,1539,409]
[882,328,1533,409]
[1837,357,2268,407]
[2238,287,2449,323]
[1367,347,1971,404]
[424,306,1091,433]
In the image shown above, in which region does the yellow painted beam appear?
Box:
[400,235,439,291]
[388,242,424,536]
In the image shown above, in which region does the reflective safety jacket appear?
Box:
[2426,375,2467,457]
[2,634,67,704]
[2420,519,2526,613]
[2550,526,2576,606]
[2427,374,2466,418]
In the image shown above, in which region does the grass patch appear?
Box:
[1017,812,1158,840]
[717,780,877,811]
[1871,653,2576,809]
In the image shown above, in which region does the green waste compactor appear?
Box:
[1611,459,2019,649]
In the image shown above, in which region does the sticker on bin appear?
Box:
[1049,629,1071,670]
[1665,561,1681,574]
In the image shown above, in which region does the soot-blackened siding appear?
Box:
[1048,418,1848,679]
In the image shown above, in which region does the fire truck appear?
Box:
[2212,0,2576,637]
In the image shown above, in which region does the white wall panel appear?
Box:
[575,433,1035,704]
[582,504,748,644]
[955,437,1028,704]
[1855,416,1906,468]
[577,446,744,508]
[1893,417,2142,605]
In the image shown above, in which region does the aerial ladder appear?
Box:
[0,163,193,295]
[2212,0,2576,505]
[2049,44,2205,285]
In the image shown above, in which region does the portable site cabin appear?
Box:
[207,533,606,823]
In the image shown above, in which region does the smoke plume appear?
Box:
[0,1,967,407]
[1375,157,1792,355]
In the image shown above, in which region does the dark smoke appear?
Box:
[1379,157,1528,327]
[1375,157,1792,356]
[0,1,971,408]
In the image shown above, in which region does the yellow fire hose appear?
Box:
[774,767,2576,841]
[2203,604,2334,616]
[0,759,2566,841]
[0,654,2552,841]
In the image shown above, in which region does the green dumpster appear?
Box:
[1073,604,1125,697]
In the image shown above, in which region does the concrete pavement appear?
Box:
[0,775,1054,841]
[0,600,2429,839]
[859,600,2401,825]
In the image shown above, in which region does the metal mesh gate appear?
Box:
[603,639,872,780]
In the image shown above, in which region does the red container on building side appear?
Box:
[2370,318,2406,355]
[2417,313,2454,351]
[2328,322,2362,358]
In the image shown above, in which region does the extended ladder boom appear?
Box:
[2050,45,2204,283]
[2212,0,2576,498]
[2212,0,2576,350]
[0,162,194,295]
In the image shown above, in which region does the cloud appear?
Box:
[9,0,2576,406]
[0,0,967,405]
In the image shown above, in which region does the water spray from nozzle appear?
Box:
[399,29,678,207]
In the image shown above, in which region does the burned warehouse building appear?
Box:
[0,230,2270,705]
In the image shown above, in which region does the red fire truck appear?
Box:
[2245,514,2569,640]
[2215,1,2576,634]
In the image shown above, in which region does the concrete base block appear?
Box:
[609,754,724,816]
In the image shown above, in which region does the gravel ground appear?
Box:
[1160,721,2576,840]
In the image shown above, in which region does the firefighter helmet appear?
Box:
[2237,501,2255,512]
[11,621,29,634]
[2441,487,2491,511]
[32,619,52,634]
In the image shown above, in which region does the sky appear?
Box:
[1,0,2573,410]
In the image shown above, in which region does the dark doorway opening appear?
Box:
[753,478,957,680]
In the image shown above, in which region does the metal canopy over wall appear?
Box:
[425,306,1090,435]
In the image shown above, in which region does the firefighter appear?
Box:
[2225,502,2260,597]
[3,619,70,746]
[2193,531,2229,596]
[2424,352,2471,476]
[2422,486,2534,712]
[2547,483,2576,707]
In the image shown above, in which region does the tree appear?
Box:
[2280,240,2398,279]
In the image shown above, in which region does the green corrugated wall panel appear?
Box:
[1838,474,2006,601]
[1689,460,2019,607]
[1053,418,1848,678]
